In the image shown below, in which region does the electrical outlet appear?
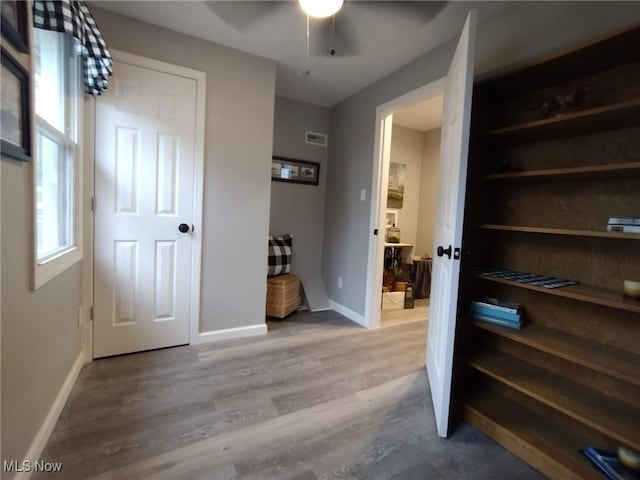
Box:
[338,276,343,288]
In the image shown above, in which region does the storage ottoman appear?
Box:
[266,274,300,318]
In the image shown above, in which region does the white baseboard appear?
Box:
[197,323,267,344]
[329,300,369,328]
[16,351,84,480]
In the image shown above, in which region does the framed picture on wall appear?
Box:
[1,0,29,53]
[385,210,398,227]
[387,162,406,209]
[272,156,320,186]
[1,48,31,161]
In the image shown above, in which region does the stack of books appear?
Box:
[470,297,522,329]
[581,446,640,480]
[607,217,640,234]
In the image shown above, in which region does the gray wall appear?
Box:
[323,2,640,315]
[271,96,330,309]
[1,160,83,473]
[1,23,84,470]
[92,8,277,332]
[416,128,441,258]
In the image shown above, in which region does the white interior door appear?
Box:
[93,59,198,358]
[426,11,477,437]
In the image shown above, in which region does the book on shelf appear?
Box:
[581,446,640,480]
[470,304,521,322]
[607,224,640,233]
[471,312,522,330]
[608,218,640,226]
[471,297,520,314]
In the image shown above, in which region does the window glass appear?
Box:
[34,29,65,133]
[33,28,82,278]
[36,128,73,260]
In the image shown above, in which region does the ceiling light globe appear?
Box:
[299,0,344,18]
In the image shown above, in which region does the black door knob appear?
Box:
[178,223,190,233]
[437,245,452,259]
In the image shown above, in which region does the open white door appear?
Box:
[365,112,394,329]
[426,11,477,438]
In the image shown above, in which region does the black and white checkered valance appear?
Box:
[32,0,112,96]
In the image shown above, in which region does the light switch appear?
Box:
[360,189,366,201]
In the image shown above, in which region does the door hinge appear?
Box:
[91,196,96,212]
[90,306,94,320]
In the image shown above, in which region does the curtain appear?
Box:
[32,0,112,95]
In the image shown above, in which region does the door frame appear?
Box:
[364,77,444,329]
[82,50,206,360]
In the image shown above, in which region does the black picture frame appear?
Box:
[271,156,320,186]
[1,47,31,162]
[1,0,29,53]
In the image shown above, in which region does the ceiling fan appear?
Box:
[205,1,447,58]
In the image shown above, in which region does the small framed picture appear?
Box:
[1,48,31,161]
[1,1,29,53]
[385,210,398,227]
[272,156,320,186]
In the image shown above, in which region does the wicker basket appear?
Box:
[266,274,300,318]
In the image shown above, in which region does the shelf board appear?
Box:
[475,24,640,96]
[476,273,640,314]
[469,350,640,451]
[477,224,640,240]
[479,99,640,144]
[471,319,640,387]
[480,162,640,182]
[463,388,602,480]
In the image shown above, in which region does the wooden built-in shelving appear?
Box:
[471,319,640,387]
[469,350,640,450]
[477,223,640,240]
[477,23,640,95]
[480,99,640,144]
[464,389,605,480]
[475,273,640,314]
[457,23,640,479]
[480,162,640,182]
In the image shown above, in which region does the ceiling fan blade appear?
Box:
[203,1,288,31]
[351,1,447,25]
[308,1,447,58]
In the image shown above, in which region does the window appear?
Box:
[33,28,83,288]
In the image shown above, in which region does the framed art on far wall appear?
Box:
[1,48,31,161]
[1,0,29,53]
[385,210,398,228]
[272,156,320,186]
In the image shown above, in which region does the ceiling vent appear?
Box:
[305,131,328,147]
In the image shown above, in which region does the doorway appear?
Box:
[380,96,443,328]
[91,51,206,359]
[365,79,445,330]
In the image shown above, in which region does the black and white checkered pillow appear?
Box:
[267,234,292,277]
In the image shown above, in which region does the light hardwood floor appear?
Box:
[35,310,543,480]
[380,298,429,327]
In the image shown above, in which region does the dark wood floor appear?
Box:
[36,310,544,479]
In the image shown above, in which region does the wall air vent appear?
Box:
[305,131,328,147]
